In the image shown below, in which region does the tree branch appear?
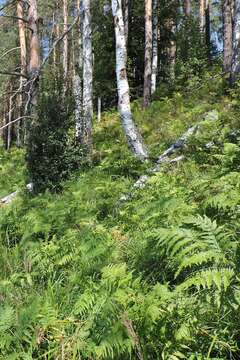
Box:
[0,115,32,131]
[0,70,28,78]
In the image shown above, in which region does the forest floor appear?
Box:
[1,74,240,359]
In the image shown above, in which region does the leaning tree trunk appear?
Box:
[151,0,158,95]
[143,0,152,108]
[74,0,83,141]
[28,0,40,107]
[231,0,240,83]
[111,0,149,160]
[63,0,68,90]
[82,0,93,149]
[223,0,233,76]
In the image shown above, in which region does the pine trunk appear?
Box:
[82,0,93,149]
[223,0,233,75]
[184,0,191,16]
[111,0,149,160]
[143,0,152,108]
[151,0,158,95]
[28,0,40,107]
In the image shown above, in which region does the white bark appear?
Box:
[111,0,149,160]
[82,0,93,148]
[231,0,240,83]
[73,74,83,139]
[119,110,219,202]
[151,0,158,95]
[0,183,33,206]
[143,0,152,107]
[63,0,68,85]
[123,0,129,46]
[98,97,101,122]
[74,0,83,140]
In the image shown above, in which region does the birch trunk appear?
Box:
[82,0,93,148]
[223,0,233,75]
[151,0,158,95]
[143,0,152,108]
[63,0,68,88]
[28,0,40,107]
[123,0,129,46]
[111,0,149,160]
[231,0,240,83]
[74,0,83,141]
[98,97,101,122]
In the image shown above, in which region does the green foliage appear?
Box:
[26,75,83,193]
[1,80,240,359]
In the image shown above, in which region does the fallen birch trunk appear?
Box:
[119,110,218,202]
[0,183,33,206]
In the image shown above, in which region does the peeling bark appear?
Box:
[28,0,40,107]
[82,0,93,149]
[143,0,152,107]
[151,0,158,95]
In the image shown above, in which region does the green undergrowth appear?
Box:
[1,77,240,359]
[0,146,25,198]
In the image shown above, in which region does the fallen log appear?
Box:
[0,183,33,206]
[119,110,218,202]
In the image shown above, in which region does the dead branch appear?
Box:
[0,115,32,131]
[119,110,219,203]
[0,70,28,78]
[0,14,28,23]
[0,47,20,59]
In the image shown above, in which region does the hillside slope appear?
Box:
[1,77,240,359]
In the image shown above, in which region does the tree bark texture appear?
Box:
[151,0,158,95]
[28,0,40,107]
[143,0,152,108]
[111,0,149,160]
[82,0,93,149]
[231,0,240,83]
[223,0,233,75]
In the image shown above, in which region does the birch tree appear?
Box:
[63,0,68,88]
[231,0,240,83]
[143,0,152,108]
[151,0,158,95]
[111,0,149,160]
[74,0,83,141]
[82,0,93,149]
[123,0,129,46]
[223,0,233,76]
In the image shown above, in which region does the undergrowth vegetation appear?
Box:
[1,76,240,359]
